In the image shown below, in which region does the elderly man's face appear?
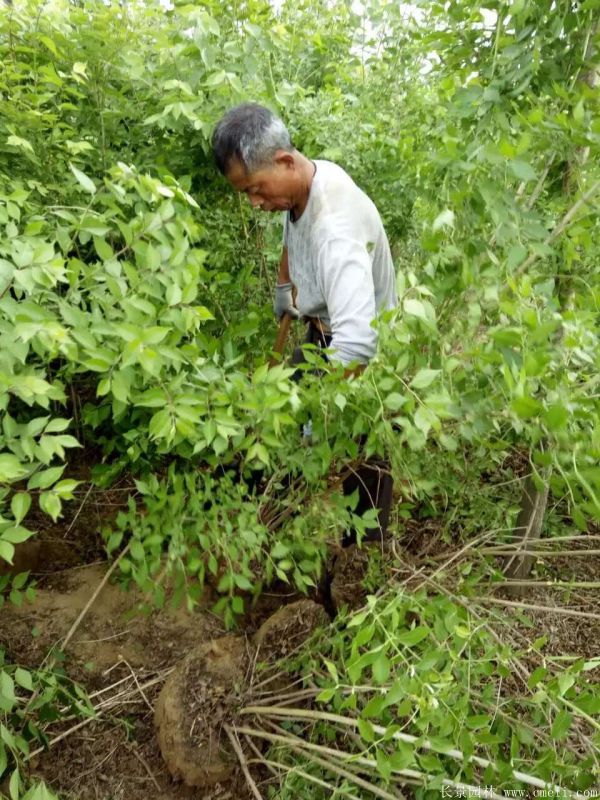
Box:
[225,152,296,212]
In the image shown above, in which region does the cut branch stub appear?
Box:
[502,473,550,594]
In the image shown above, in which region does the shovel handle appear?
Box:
[269,312,293,367]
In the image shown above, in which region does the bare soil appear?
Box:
[4,559,230,799]
[153,600,328,790]
[0,463,252,800]
[3,462,598,800]
[497,539,600,663]
[155,635,249,788]
[1,465,332,800]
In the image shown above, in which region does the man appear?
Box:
[212,102,396,543]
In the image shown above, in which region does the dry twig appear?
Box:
[224,724,265,800]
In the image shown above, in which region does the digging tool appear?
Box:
[269,311,293,367]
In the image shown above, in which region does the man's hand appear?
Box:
[274,282,299,321]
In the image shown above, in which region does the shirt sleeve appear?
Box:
[317,237,378,366]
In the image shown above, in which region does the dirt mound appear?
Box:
[155,636,250,787]
[253,598,328,660]
[330,542,383,611]
[154,599,329,788]
[3,563,222,679]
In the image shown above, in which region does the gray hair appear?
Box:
[212,103,293,175]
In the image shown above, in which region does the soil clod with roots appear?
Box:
[154,599,327,788]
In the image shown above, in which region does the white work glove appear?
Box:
[274,282,299,321]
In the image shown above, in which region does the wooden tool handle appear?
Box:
[269,312,293,367]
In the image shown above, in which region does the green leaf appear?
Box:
[316,688,336,703]
[0,455,27,483]
[111,371,130,404]
[206,70,227,86]
[432,208,454,231]
[384,393,406,411]
[551,710,572,740]
[2,526,33,545]
[528,666,547,689]
[438,432,458,451]
[389,741,415,770]
[0,542,15,564]
[376,749,392,781]
[28,466,65,490]
[511,396,542,419]
[372,653,391,684]
[93,236,114,260]
[510,160,536,182]
[397,626,430,646]
[557,672,575,696]
[11,493,31,524]
[234,574,253,590]
[403,298,435,326]
[334,392,347,412]
[506,243,527,270]
[0,672,15,710]
[9,768,20,800]
[53,479,80,498]
[14,668,33,692]
[7,135,34,154]
[38,34,60,57]
[166,283,182,306]
[69,163,96,194]
[357,717,375,742]
[39,492,62,521]
[545,404,568,431]
[72,62,88,79]
[410,369,440,389]
[130,540,145,561]
[149,409,173,440]
[44,418,71,433]
[271,542,290,559]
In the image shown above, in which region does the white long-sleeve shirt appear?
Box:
[284,160,396,365]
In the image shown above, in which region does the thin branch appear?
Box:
[493,579,600,589]
[243,735,279,778]
[60,544,131,654]
[247,756,364,799]
[516,179,600,275]
[130,746,162,792]
[482,548,600,558]
[27,670,172,760]
[525,153,556,210]
[240,705,586,798]
[239,723,505,800]
[119,658,154,713]
[477,596,600,622]
[224,725,265,800]
[63,482,94,538]
[239,724,404,800]
[28,715,97,760]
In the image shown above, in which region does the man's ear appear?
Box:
[274,150,295,169]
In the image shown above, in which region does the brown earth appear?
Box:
[496,542,600,663]
[3,560,229,799]
[3,561,338,800]
[329,540,400,612]
[6,561,330,799]
[155,635,249,788]
[4,461,598,800]
[153,600,328,790]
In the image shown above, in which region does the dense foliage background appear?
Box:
[0,0,598,798]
